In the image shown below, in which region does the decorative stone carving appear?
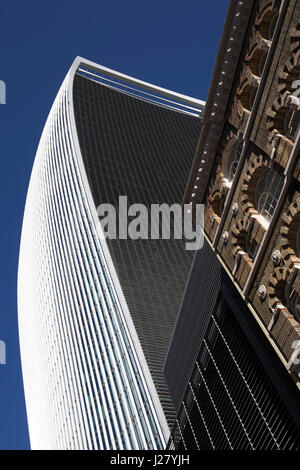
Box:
[271,249,281,266]
[267,266,289,309]
[286,94,300,110]
[258,284,267,300]
[232,202,239,216]
[240,153,268,216]
[222,231,229,244]
[280,199,300,269]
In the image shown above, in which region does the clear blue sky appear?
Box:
[0,0,229,449]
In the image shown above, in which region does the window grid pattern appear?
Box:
[72,73,201,429]
[18,73,167,450]
[167,298,300,450]
[255,168,284,221]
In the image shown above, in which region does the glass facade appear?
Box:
[18,58,203,450]
[72,72,202,430]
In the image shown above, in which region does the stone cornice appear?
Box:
[183,0,254,205]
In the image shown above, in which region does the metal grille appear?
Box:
[168,296,300,450]
[163,239,222,411]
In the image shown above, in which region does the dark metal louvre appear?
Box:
[167,276,300,449]
[72,74,202,429]
[163,238,223,411]
[166,241,300,450]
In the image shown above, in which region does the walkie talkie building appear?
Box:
[18,57,204,450]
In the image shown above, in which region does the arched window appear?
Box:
[223,139,243,183]
[258,10,279,41]
[255,168,284,221]
[284,109,300,140]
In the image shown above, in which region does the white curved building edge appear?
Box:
[17,57,204,450]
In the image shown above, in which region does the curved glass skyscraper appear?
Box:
[18,57,203,450]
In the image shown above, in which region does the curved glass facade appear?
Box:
[18,58,203,450]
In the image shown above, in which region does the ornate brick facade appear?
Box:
[184,0,300,385]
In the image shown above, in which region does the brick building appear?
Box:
[164,0,300,450]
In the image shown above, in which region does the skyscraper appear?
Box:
[17,57,204,450]
[164,0,300,450]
